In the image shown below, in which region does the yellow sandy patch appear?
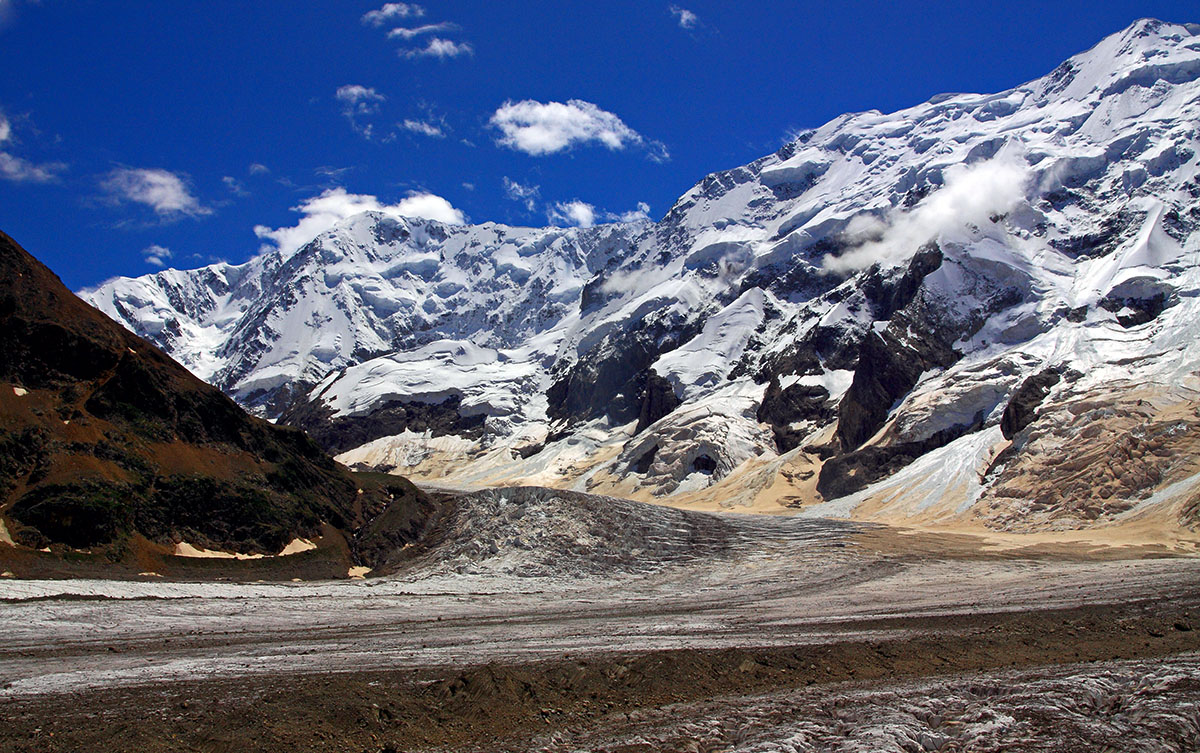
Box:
[173,537,318,559]
[277,538,317,556]
[173,542,265,559]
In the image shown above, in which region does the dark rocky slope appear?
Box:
[0,230,433,574]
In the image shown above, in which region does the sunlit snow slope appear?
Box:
[85,20,1200,538]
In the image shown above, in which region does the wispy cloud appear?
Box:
[489,99,667,160]
[0,109,67,183]
[548,199,652,228]
[142,244,173,268]
[363,4,471,62]
[248,162,270,175]
[335,84,386,138]
[822,158,1029,273]
[0,151,66,183]
[400,118,446,138]
[401,37,473,59]
[101,168,210,217]
[254,187,465,258]
[388,22,458,39]
[669,5,698,29]
[361,2,424,26]
[222,176,248,196]
[502,177,540,212]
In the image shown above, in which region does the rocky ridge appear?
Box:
[0,230,435,575]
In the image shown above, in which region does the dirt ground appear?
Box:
[2,488,1199,752]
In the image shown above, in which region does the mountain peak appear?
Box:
[1037,18,1200,101]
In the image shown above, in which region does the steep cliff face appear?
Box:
[84,20,1200,534]
[0,231,432,572]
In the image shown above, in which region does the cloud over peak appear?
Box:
[489,99,667,160]
[548,199,652,228]
[822,158,1030,273]
[254,187,465,258]
[142,244,173,268]
[548,200,597,228]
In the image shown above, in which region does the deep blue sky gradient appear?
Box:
[0,0,1194,289]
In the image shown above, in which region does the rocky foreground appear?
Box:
[1,486,1197,752]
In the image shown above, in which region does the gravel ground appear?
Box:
[1,486,1198,751]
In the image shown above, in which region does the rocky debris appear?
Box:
[757,380,834,453]
[836,322,959,452]
[817,419,984,500]
[397,486,759,578]
[547,315,701,432]
[980,393,1200,531]
[1000,369,1062,439]
[635,370,681,434]
[281,393,485,455]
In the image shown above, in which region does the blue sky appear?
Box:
[0,0,1195,290]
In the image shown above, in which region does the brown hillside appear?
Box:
[0,230,433,569]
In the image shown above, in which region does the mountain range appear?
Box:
[85,19,1200,540]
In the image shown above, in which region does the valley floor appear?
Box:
[1,487,1198,752]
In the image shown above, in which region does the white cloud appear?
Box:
[822,158,1030,273]
[142,244,173,268]
[362,3,424,26]
[336,85,386,138]
[669,5,698,29]
[101,168,209,216]
[388,22,457,39]
[401,118,445,138]
[490,99,666,159]
[0,112,9,144]
[254,187,466,258]
[248,162,270,175]
[0,152,65,183]
[611,201,652,223]
[335,84,385,108]
[401,37,473,59]
[502,177,540,212]
[548,200,597,228]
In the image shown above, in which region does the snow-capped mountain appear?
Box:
[86,19,1200,535]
